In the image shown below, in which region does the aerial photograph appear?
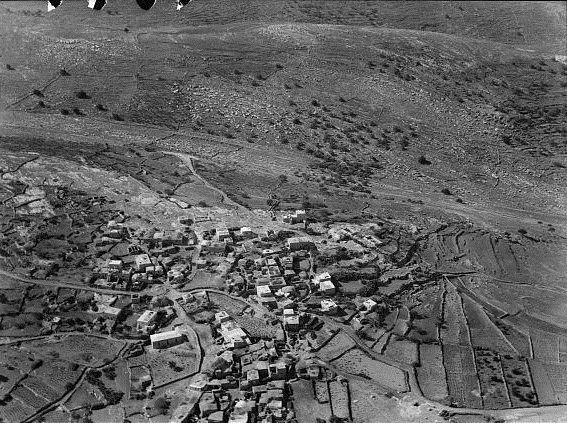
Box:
[0,1,565,422]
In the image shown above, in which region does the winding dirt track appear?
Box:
[167,151,250,213]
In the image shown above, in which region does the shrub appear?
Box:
[418,155,431,165]
[441,188,452,195]
[76,90,90,99]
[32,89,44,97]
[234,69,242,75]
[61,109,70,115]
[518,228,527,235]
[311,99,320,107]
[6,64,14,70]
[112,113,124,121]
[59,68,70,76]
[154,397,169,415]
[95,104,107,111]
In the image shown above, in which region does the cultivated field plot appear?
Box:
[26,334,125,367]
[530,329,559,363]
[417,343,448,402]
[189,271,225,290]
[64,379,105,411]
[474,349,510,409]
[441,282,470,346]
[408,282,444,343]
[494,319,532,359]
[234,315,275,339]
[207,291,248,315]
[21,376,61,403]
[329,380,350,420]
[316,331,356,362]
[308,328,338,350]
[528,359,567,405]
[360,326,386,347]
[11,384,50,408]
[372,332,391,354]
[291,379,331,423]
[443,344,482,408]
[314,380,329,403]
[31,359,84,393]
[462,294,516,356]
[383,336,418,366]
[502,357,538,407]
[330,349,407,392]
[0,397,36,423]
[147,344,199,387]
[0,313,44,337]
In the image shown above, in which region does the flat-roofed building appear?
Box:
[312,272,332,286]
[134,254,152,272]
[215,311,231,324]
[137,309,158,333]
[216,227,232,242]
[108,259,123,271]
[321,299,338,314]
[319,279,336,295]
[256,285,272,298]
[286,236,316,251]
[150,330,185,349]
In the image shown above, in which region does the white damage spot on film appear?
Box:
[177,0,192,10]
[47,0,60,12]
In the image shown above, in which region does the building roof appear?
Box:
[319,279,335,291]
[313,272,332,284]
[150,330,183,343]
[137,309,157,323]
[287,236,314,245]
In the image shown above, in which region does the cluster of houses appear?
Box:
[91,220,196,291]
[182,311,296,423]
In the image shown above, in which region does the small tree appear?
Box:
[154,397,169,415]
[76,90,90,99]
[418,155,431,165]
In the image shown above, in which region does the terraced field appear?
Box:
[330,348,407,392]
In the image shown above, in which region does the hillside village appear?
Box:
[3,194,565,423]
[0,203,440,423]
[1,1,566,423]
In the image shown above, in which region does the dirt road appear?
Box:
[166,151,250,213]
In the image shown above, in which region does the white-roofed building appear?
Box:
[216,227,232,242]
[363,298,378,312]
[256,285,272,298]
[215,311,231,324]
[108,259,123,271]
[219,321,250,348]
[319,279,336,295]
[312,272,332,286]
[134,254,152,272]
[321,299,338,314]
[137,310,158,333]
